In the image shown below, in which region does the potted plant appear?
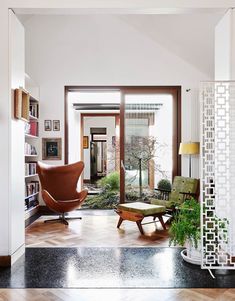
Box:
[169,198,229,265]
[157,179,172,192]
[169,198,201,264]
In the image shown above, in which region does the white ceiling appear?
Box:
[120,13,223,76]
[18,12,224,77]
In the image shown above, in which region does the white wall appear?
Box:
[24,15,211,178]
[215,10,232,80]
[83,116,116,179]
[68,107,81,165]
[215,9,235,80]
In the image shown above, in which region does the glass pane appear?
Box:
[124,94,173,202]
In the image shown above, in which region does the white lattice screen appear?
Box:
[201,81,235,269]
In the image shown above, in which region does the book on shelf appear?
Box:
[25,196,39,211]
[29,121,38,136]
[25,162,37,176]
[25,180,40,197]
[29,103,39,118]
[24,142,37,155]
[24,120,38,137]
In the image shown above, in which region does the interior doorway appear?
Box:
[81,113,120,192]
[90,128,107,182]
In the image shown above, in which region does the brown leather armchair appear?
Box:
[37,161,88,225]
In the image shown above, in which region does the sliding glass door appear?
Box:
[120,88,181,203]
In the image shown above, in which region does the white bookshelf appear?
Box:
[24,74,40,222]
[25,174,38,179]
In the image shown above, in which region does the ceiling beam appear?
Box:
[9,0,235,15]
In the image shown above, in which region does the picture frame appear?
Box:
[83,136,89,149]
[42,138,62,160]
[53,120,60,131]
[44,120,52,131]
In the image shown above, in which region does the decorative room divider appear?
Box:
[201,81,235,270]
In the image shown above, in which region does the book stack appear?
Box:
[24,121,38,137]
[25,162,37,176]
[25,142,37,155]
[25,123,30,135]
[29,103,39,118]
[25,196,39,211]
[25,181,40,197]
[29,121,38,136]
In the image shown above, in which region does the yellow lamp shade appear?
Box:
[179,142,199,155]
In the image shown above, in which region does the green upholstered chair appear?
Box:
[151,176,199,210]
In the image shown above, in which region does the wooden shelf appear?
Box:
[25,174,38,179]
[25,134,39,139]
[25,192,39,200]
[14,88,30,122]
[29,95,39,103]
[29,115,38,121]
[25,154,38,157]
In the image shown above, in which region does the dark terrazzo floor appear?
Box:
[0,247,235,288]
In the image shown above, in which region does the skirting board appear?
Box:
[39,205,54,215]
[0,244,25,267]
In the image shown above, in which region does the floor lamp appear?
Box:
[179,142,199,177]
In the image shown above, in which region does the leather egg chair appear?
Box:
[37,161,88,225]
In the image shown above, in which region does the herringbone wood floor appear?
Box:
[16,215,235,299]
[0,289,235,301]
[26,215,170,247]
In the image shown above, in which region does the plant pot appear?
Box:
[181,240,201,265]
[186,240,201,260]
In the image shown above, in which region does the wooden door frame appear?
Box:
[64,86,181,201]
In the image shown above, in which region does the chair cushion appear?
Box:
[161,176,199,206]
[172,176,198,194]
[118,202,165,216]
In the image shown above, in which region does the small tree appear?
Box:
[125,136,166,198]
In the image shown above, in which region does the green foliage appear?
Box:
[84,191,119,209]
[157,179,172,191]
[98,172,120,191]
[125,186,160,202]
[169,199,200,248]
[126,188,139,202]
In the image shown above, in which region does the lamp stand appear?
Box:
[189,154,192,178]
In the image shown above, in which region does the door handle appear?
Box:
[121,160,126,173]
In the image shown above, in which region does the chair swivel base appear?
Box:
[44,213,82,225]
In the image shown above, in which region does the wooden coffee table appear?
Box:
[116,201,166,235]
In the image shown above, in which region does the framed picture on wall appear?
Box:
[53,120,60,131]
[42,138,62,160]
[83,136,89,149]
[44,120,52,131]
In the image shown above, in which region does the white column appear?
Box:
[0,7,25,266]
[215,9,235,80]
[9,10,25,259]
[0,5,11,259]
[215,8,235,256]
